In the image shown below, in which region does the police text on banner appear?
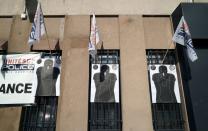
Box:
[0,53,61,104]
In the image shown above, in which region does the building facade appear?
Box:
[0,0,207,131]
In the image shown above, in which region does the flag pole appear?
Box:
[100,41,104,82]
[44,24,52,54]
[161,43,173,64]
[40,4,52,55]
[161,17,176,65]
[94,14,98,59]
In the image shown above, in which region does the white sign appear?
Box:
[0,54,41,104]
[0,53,61,104]
[149,64,181,103]
[90,64,120,103]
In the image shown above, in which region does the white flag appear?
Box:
[172,16,198,62]
[88,42,97,58]
[28,3,46,45]
[88,14,100,58]
[90,14,100,45]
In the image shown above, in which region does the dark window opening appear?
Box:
[20,97,58,131]
[88,50,122,131]
[146,49,184,131]
[0,40,8,51]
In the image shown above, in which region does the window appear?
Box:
[88,50,122,131]
[20,97,58,131]
[19,52,61,131]
[146,49,184,131]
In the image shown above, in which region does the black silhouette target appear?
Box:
[149,64,181,103]
[90,64,120,103]
[35,57,61,96]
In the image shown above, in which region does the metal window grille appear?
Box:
[91,50,120,64]
[20,97,58,131]
[88,49,122,131]
[146,49,184,131]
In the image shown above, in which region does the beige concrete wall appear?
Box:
[0,107,22,131]
[56,16,90,131]
[143,17,175,49]
[57,47,89,131]
[8,15,31,52]
[176,61,190,131]
[0,18,13,40]
[0,17,13,49]
[97,17,120,49]
[0,0,24,15]
[119,15,153,131]
[0,0,187,15]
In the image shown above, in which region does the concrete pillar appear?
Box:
[0,15,31,131]
[8,15,31,52]
[56,15,90,131]
[119,15,153,131]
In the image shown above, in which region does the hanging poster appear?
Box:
[149,64,181,103]
[0,53,61,104]
[90,64,120,103]
[0,53,40,104]
[34,55,61,96]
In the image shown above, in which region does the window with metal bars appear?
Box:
[20,97,58,131]
[88,49,122,131]
[146,49,184,131]
[19,52,61,131]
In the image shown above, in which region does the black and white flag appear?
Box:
[172,16,198,62]
[28,3,46,45]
